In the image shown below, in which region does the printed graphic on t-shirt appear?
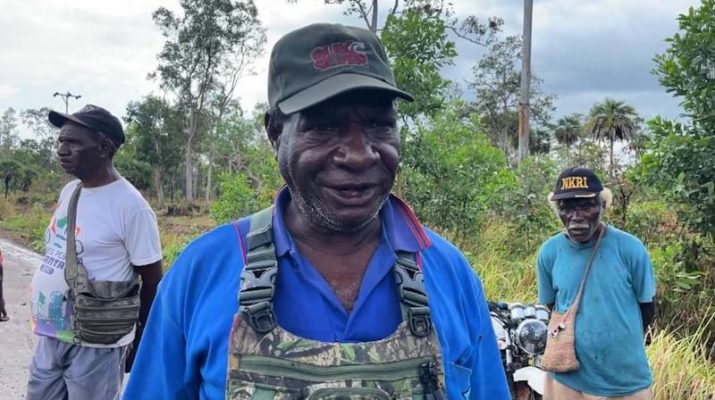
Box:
[31,210,83,342]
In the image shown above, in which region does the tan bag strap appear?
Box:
[64,182,89,294]
[569,223,607,314]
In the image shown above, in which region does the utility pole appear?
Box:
[517,0,533,165]
[53,91,82,114]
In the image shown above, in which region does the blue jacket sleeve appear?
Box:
[123,254,197,400]
[466,271,511,400]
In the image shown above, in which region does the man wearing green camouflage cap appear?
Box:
[126,23,509,400]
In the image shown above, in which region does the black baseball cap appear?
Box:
[550,167,604,200]
[268,23,414,114]
[48,104,125,147]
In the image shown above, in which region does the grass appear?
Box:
[0,193,216,267]
[158,214,216,268]
[648,314,715,400]
[0,197,50,252]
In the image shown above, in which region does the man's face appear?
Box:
[275,91,400,233]
[557,197,602,243]
[56,122,105,179]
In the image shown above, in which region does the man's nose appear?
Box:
[56,143,69,157]
[335,124,379,168]
[570,208,587,220]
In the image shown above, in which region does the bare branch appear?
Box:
[389,0,399,19]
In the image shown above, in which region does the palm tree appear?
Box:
[588,99,639,175]
[554,114,583,146]
[554,114,584,164]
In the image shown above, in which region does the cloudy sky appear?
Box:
[0,0,697,131]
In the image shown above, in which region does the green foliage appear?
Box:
[0,199,50,252]
[467,35,555,157]
[400,104,513,235]
[210,171,274,223]
[381,7,457,120]
[114,155,152,191]
[654,0,715,130]
[638,117,715,234]
[648,0,715,236]
[151,0,265,202]
[210,119,281,223]
[502,157,561,254]
[650,240,714,335]
[587,98,640,176]
[623,199,681,247]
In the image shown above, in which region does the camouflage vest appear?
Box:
[226,207,446,400]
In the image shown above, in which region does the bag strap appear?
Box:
[569,223,607,314]
[64,182,85,293]
[239,206,279,334]
[394,251,433,337]
[238,207,433,337]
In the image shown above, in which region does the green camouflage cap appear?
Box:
[268,23,414,114]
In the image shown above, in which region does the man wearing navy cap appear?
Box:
[125,23,509,399]
[27,105,163,400]
[537,167,656,400]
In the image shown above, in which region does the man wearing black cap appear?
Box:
[27,105,163,400]
[125,23,509,399]
[537,167,656,400]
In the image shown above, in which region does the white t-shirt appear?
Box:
[31,178,162,347]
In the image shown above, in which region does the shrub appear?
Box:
[210,172,276,224]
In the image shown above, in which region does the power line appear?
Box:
[52,91,82,114]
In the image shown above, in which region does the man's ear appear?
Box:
[98,139,115,159]
[265,110,282,148]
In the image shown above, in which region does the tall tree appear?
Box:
[587,98,639,175]
[645,0,715,234]
[380,6,457,122]
[21,107,60,172]
[554,114,583,147]
[0,108,19,154]
[554,113,585,165]
[468,35,554,159]
[125,96,185,208]
[151,0,265,203]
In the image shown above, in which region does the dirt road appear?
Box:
[0,238,41,399]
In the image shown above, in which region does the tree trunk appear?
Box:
[185,138,194,203]
[151,133,165,209]
[371,0,378,33]
[185,106,198,204]
[609,138,614,177]
[516,0,533,165]
[205,150,213,204]
[153,167,165,209]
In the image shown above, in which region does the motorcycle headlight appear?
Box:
[491,316,506,341]
[515,319,548,356]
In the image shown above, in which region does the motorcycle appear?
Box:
[489,301,550,400]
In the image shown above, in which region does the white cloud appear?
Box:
[0,0,700,126]
[0,84,19,101]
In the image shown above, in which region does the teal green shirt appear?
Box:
[537,225,656,396]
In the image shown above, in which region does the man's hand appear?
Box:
[124,325,142,373]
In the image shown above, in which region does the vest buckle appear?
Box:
[408,306,432,337]
[243,301,277,334]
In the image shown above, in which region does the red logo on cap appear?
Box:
[311,40,368,71]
